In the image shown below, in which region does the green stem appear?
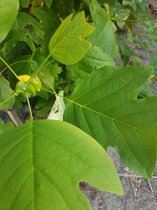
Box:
[43,80,57,95]
[42,87,56,95]
[26,93,33,122]
[0,57,19,79]
[39,58,55,71]
[127,17,157,23]
[35,54,52,74]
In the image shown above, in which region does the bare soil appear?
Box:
[81,149,157,210]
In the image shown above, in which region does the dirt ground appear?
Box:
[81,149,157,210]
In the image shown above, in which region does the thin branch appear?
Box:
[26,93,33,122]
[118,173,157,179]
[7,110,22,126]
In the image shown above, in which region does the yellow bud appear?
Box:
[17,75,31,83]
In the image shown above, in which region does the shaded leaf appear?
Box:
[20,0,30,8]
[51,0,74,18]
[1,12,44,56]
[88,0,118,58]
[49,12,95,65]
[44,0,53,7]
[64,66,157,178]
[0,120,123,210]
[0,0,19,43]
[67,45,115,80]
[0,75,15,110]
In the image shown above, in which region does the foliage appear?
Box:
[0,0,19,43]
[64,66,157,178]
[0,120,122,210]
[0,0,157,209]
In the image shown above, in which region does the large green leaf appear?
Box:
[67,45,115,80]
[0,0,19,43]
[88,0,118,58]
[49,12,95,65]
[0,75,15,110]
[0,120,123,210]
[64,66,157,178]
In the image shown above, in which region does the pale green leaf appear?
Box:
[0,0,19,43]
[49,12,95,65]
[0,120,123,210]
[64,66,157,178]
[0,75,15,110]
[88,0,118,58]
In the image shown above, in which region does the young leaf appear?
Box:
[64,66,157,178]
[0,120,123,210]
[88,0,118,58]
[0,0,19,43]
[0,75,15,110]
[49,12,95,65]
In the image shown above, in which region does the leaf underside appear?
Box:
[64,66,157,178]
[0,120,123,210]
[88,0,118,58]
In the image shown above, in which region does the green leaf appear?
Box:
[0,120,14,135]
[33,6,60,43]
[44,0,53,7]
[0,120,6,135]
[113,2,130,28]
[20,0,30,8]
[64,66,157,178]
[0,120,123,210]
[49,11,95,65]
[0,75,15,110]
[0,0,19,43]
[88,0,118,58]
[51,0,74,18]
[1,12,44,56]
[67,45,115,80]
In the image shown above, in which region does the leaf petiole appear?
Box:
[0,57,19,80]
[26,93,33,122]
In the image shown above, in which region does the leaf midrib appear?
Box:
[32,123,36,210]
[67,98,156,138]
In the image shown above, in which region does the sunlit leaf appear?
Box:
[49,11,95,65]
[0,120,123,210]
[64,66,157,178]
[0,0,19,43]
